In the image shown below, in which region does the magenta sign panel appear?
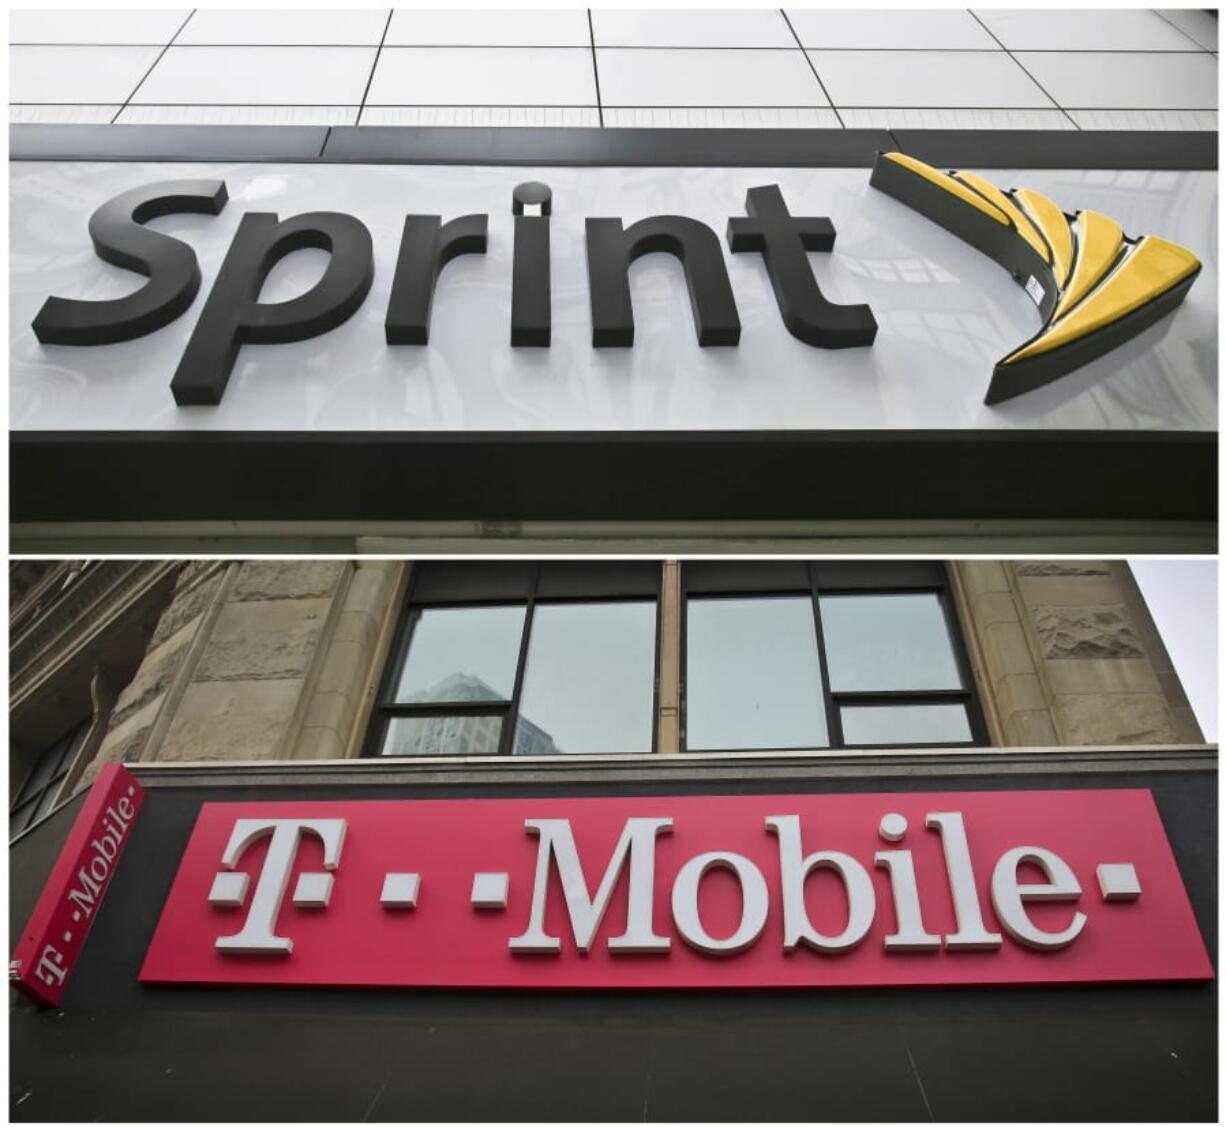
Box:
[10,763,144,1006]
[140,788,1211,991]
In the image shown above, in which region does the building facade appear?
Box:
[9,7,1219,555]
[9,558,1216,1121]
[7,9,1219,1123]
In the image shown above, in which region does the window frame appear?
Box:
[366,563,663,759]
[10,719,90,841]
[680,562,987,753]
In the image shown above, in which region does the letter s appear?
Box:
[32,179,228,345]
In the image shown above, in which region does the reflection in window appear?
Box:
[683,570,982,752]
[373,564,985,760]
[394,605,526,703]
[820,593,963,692]
[382,715,504,758]
[686,597,829,751]
[841,704,972,747]
[514,602,656,756]
[376,578,659,758]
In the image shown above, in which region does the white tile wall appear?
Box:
[9,9,190,45]
[10,45,162,103]
[591,9,794,48]
[603,107,840,128]
[786,10,998,51]
[384,9,591,47]
[1156,9,1218,51]
[1069,108,1218,130]
[118,105,360,126]
[361,105,601,126]
[838,107,1075,130]
[7,8,1220,129]
[175,9,390,47]
[132,46,378,106]
[10,103,122,124]
[1015,51,1218,110]
[806,50,1053,108]
[597,48,827,108]
[972,8,1202,51]
[368,47,596,107]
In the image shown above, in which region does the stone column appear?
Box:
[656,560,681,755]
[292,561,410,760]
[950,560,1057,747]
[953,560,1200,747]
[153,562,348,764]
[76,561,230,788]
[1018,561,1192,746]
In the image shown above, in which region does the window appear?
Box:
[10,719,89,840]
[370,563,660,758]
[683,563,984,751]
[686,596,828,751]
[368,562,985,760]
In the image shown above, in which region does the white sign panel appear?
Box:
[10,161,1217,433]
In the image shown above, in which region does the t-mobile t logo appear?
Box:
[209,818,347,954]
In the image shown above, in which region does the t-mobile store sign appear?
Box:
[10,764,144,1006]
[141,790,1211,990]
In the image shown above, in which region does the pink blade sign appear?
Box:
[140,788,1212,991]
[10,763,144,1006]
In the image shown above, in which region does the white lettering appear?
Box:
[510,814,676,956]
[34,945,67,987]
[509,817,673,954]
[874,813,940,951]
[67,867,101,918]
[991,846,1086,950]
[925,812,1003,950]
[766,815,875,953]
[213,818,347,956]
[671,851,768,955]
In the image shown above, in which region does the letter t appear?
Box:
[727,184,877,348]
[214,818,347,955]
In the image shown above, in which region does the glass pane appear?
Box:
[820,593,962,692]
[394,605,526,704]
[841,704,972,746]
[513,601,657,756]
[13,736,67,806]
[381,715,503,757]
[10,798,39,838]
[686,597,829,751]
[33,780,64,823]
[55,725,87,773]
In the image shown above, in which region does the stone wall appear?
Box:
[155,562,347,764]
[73,561,408,780]
[290,562,407,760]
[952,560,1202,747]
[66,559,1204,785]
[76,561,227,788]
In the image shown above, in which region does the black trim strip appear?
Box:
[10,429,1216,525]
[10,123,1217,169]
[889,128,1218,171]
[9,122,331,162]
[321,125,894,166]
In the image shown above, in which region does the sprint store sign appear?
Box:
[10,157,1216,434]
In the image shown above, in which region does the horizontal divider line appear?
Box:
[11,429,1215,526]
[10,42,1215,53]
[9,122,1217,171]
[12,103,1218,113]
